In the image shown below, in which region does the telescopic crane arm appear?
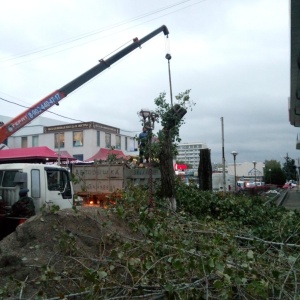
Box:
[0,25,169,145]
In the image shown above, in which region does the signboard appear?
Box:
[44,121,120,134]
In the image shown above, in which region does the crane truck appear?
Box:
[0,25,169,145]
[0,25,169,234]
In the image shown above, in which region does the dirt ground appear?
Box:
[0,206,139,299]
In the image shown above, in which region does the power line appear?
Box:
[0,97,84,123]
[0,0,206,67]
[0,0,207,132]
[0,96,142,133]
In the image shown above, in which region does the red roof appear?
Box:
[85,148,129,162]
[0,146,76,162]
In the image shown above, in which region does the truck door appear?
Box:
[45,168,73,209]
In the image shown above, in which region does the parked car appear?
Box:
[245,182,255,188]
[289,180,297,185]
[283,181,297,189]
[245,182,264,188]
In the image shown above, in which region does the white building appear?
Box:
[176,142,208,170]
[227,161,265,183]
[212,173,235,192]
[0,115,138,161]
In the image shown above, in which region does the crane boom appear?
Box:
[0,25,169,145]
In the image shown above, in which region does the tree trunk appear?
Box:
[198,148,212,191]
[158,130,176,211]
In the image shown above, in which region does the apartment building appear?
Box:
[176,142,208,170]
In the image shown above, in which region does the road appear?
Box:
[279,189,300,210]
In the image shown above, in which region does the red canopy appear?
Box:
[59,151,76,161]
[85,148,129,162]
[0,146,76,163]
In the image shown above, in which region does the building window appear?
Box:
[73,154,83,161]
[125,137,128,151]
[97,131,100,147]
[54,133,64,148]
[21,137,27,148]
[105,133,111,148]
[116,135,121,149]
[73,131,83,147]
[32,135,39,147]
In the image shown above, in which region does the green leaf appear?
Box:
[216,261,225,273]
[109,265,115,271]
[208,258,214,268]
[247,250,254,260]
[213,280,223,289]
[41,275,47,281]
[53,276,61,281]
[129,258,141,266]
[145,261,152,270]
[173,259,182,269]
[97,271,107,279]
[167,257,173,263]
[223,273,231,283]
[288,255,297,264]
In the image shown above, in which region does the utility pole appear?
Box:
[221,117,226,192]
[57,133,61,166]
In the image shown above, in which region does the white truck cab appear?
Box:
[0,163,74,214]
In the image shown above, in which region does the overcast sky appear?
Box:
[0,0,298,165]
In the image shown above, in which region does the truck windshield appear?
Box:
[46,169,72,199]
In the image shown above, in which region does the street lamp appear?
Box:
[231,151,238,191]
[138,108,158,131]
[138,108,159,208]
[253,161,257,186]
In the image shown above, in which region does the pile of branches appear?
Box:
[1,183,299,299]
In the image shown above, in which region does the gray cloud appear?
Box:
[0,0,298,165]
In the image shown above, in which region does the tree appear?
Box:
[152,90,194,211]
[282,154,297,181]
[264,160,286,185]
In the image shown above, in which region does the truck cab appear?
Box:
[0,163,74,214]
